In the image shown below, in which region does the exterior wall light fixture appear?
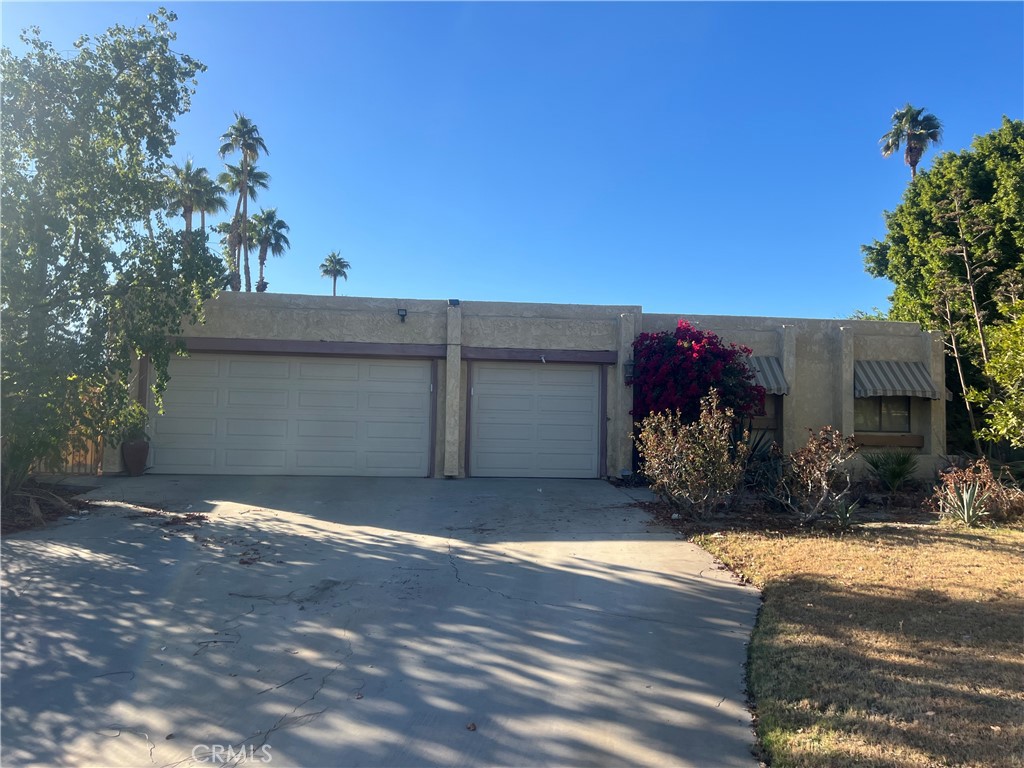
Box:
[623,359,635,384]
[397,308,408,323]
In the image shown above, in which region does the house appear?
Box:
[109,293,945,478]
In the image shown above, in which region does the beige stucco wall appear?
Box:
[153,293,943,478]
[461,300,629,351]
[184,292,450,345]
[639,314,943,472]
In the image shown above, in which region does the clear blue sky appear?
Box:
[3,2,1022,318]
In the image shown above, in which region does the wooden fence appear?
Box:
[34,438,104,476]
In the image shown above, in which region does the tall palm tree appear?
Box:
[165,158,206,233]
[880,104,943,179]
[219,114,269,291]
[320,252,351,296]
[250,208,290,292]
[194,175,227,234]
[217,163,270,292]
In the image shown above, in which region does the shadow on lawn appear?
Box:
[751,574,1024,767]
[1,484,758,767]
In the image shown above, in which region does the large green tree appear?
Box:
[0,10,222,506]
[880,104,944,179]
[863,117,1024,452]
[218,114,268,292]
[977,290,1024,448]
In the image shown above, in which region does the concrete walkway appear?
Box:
[2,477,760,767]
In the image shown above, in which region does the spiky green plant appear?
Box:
[938,479,991,527]
[863,450,919,494]
[832,499,860,530]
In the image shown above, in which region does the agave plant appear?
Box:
[832,498,860,531]
[938,478,992,527]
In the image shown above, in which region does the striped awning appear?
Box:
[854,360,940,399]
[750,356,789,396]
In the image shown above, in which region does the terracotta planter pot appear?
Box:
[121,439,150,476]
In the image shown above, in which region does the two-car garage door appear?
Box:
[149,354,432,476]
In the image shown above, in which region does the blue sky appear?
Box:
[3,2,1022,317]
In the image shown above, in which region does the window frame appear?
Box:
[854,395,911,433]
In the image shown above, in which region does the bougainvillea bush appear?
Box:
[631,320,765,423]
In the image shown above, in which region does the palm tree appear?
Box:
[194,175,227,234]
[320,252,351,296]
[250,208,290,292]
[219,114,269,291]
[217,163,270,292]
[166,158,205,233]
[880,104,943,179]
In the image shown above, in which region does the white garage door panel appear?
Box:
[297,390,358,409]
[295,450,356,469]
[297,420,357,439]
[478,423,532,441]
[297,361,359,380]
[470,362,601,479]
[173,357,221,377]
[156,448,216,466]
[229,359,289,378]
[156,417,216,436]
[150,354,431,476]
[229,389,288,407]
[537,423,594,442]
[163,387,219,407]
[225,449,286,468]
[538,452,596,471]
[474,452,532,471]
[226,418,287,437]
[539,395,593,413]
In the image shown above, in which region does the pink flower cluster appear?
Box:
[631,320,765,422]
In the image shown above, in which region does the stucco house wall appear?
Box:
[109,293,945,478]
[640,314,944,469]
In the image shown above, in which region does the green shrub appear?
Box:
[635,389,749,518]
[862,449,919,493]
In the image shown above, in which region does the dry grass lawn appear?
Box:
[696,523,1024,768]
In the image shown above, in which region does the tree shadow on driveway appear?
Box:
[2,478,760,767]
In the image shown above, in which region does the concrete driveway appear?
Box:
[2,477,760,767]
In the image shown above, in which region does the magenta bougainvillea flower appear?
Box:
[631,320,764,423]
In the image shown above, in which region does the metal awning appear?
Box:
[854,360,940,399]
[750,356,789,396]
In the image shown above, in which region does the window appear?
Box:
[855,396,910,432]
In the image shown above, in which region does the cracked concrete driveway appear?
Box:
[2,477,760,767]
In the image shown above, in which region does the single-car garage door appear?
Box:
[149,354,433,476]
[469,362,602,478]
